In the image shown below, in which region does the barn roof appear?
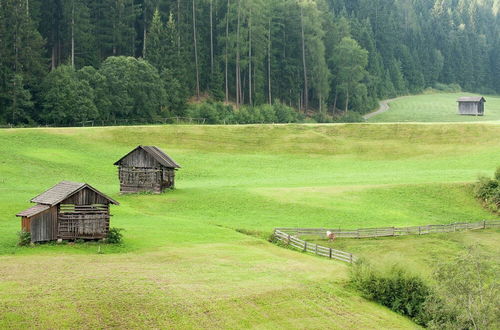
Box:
[16,204,50,217]
[30,181,119,206]
[114,146,181,169]
[457,96,486,103]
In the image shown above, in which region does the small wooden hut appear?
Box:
[16,181,119,243]
[114,146,181,194]
[457,96,485,116]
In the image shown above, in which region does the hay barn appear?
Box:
[457,96,485,116]
[16,181,119,243]
[114,146,181,194]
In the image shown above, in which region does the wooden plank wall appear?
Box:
[30,206,58,242]
[61,187,110,205]
[119,148,161,168]
[58,204,110,239]
[118,167,175,193]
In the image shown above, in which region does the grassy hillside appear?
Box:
[367,93,500,122]
[311,228,500,279]
[0,123,499,328]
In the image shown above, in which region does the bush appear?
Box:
[334,112,365,123]
[17,231,31,246]
[350,260,432,325]
[313,112,334,123]
[106,227,124,244]
[425,247,500,329]
[474,167,500,212]
[433,82,462,93]
[188,101,301,124]
[350,250,499,329]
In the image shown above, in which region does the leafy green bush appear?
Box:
[433,82,462,93]
[474,167,500,212]
[313,112,333,123]
[106,227,124,244]
[334,112,365,123]
[188,101,300,124]
[350,260,431,323]
[17,231,31,246]
[424,247,499,329]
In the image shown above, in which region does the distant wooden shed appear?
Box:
[457,96,485,116]
[114,146,181,194]
[16,181,119,243]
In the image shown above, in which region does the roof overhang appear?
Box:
[16,204,50,217]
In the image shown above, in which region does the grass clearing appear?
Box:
[0,123,498,328]
[367,92,500,122]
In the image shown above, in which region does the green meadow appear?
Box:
[0,123,499,328]
[367,92,500,122]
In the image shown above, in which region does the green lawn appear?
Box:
[0,123,499,328]
[367,92,500,122]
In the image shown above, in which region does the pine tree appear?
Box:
[332,37,368,114]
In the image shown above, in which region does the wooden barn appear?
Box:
[114,146,181,194]
[457,96,485,116]
[16,181,119,243]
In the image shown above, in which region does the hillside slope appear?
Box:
[0,123,499,328]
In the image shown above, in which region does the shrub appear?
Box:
[433,82,462,93]
[106,227,124,244]
[189,101,301,124]
[474,167,500,212]
[274,102,298,123]
[334,112,365,123]
[17,231,31,246]
[313,112,333,123]
[350,260,432,325]
[425,247,500,329]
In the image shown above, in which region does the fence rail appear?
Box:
[273,220,500,263]
[273,229,356,263]
[276,220,500,239]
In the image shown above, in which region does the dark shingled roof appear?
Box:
[114,146,181,168]
[16,204,50,217]
[30,181,119,206]
[457,96,486,103]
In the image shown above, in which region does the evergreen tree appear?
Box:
[331,37,368,113]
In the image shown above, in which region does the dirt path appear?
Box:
[363,97,404,120]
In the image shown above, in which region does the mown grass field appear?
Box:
[0,123,499,328]
[367,92,500,122]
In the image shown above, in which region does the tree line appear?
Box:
[1,0,499,125]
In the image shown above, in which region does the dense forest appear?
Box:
[0,0,499,125]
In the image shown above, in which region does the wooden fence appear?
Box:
[273,229,356,263]
[276,220,500,239]
[273,220,500,263]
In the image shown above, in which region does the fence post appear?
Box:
[304,241,307,252]
[315,244,318,255]
[350,254,353,263]
[418,226,421,235]
[329,248,332,259]
[287,234,290,245]
[483,220,486,229]
[392,227,395,236]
